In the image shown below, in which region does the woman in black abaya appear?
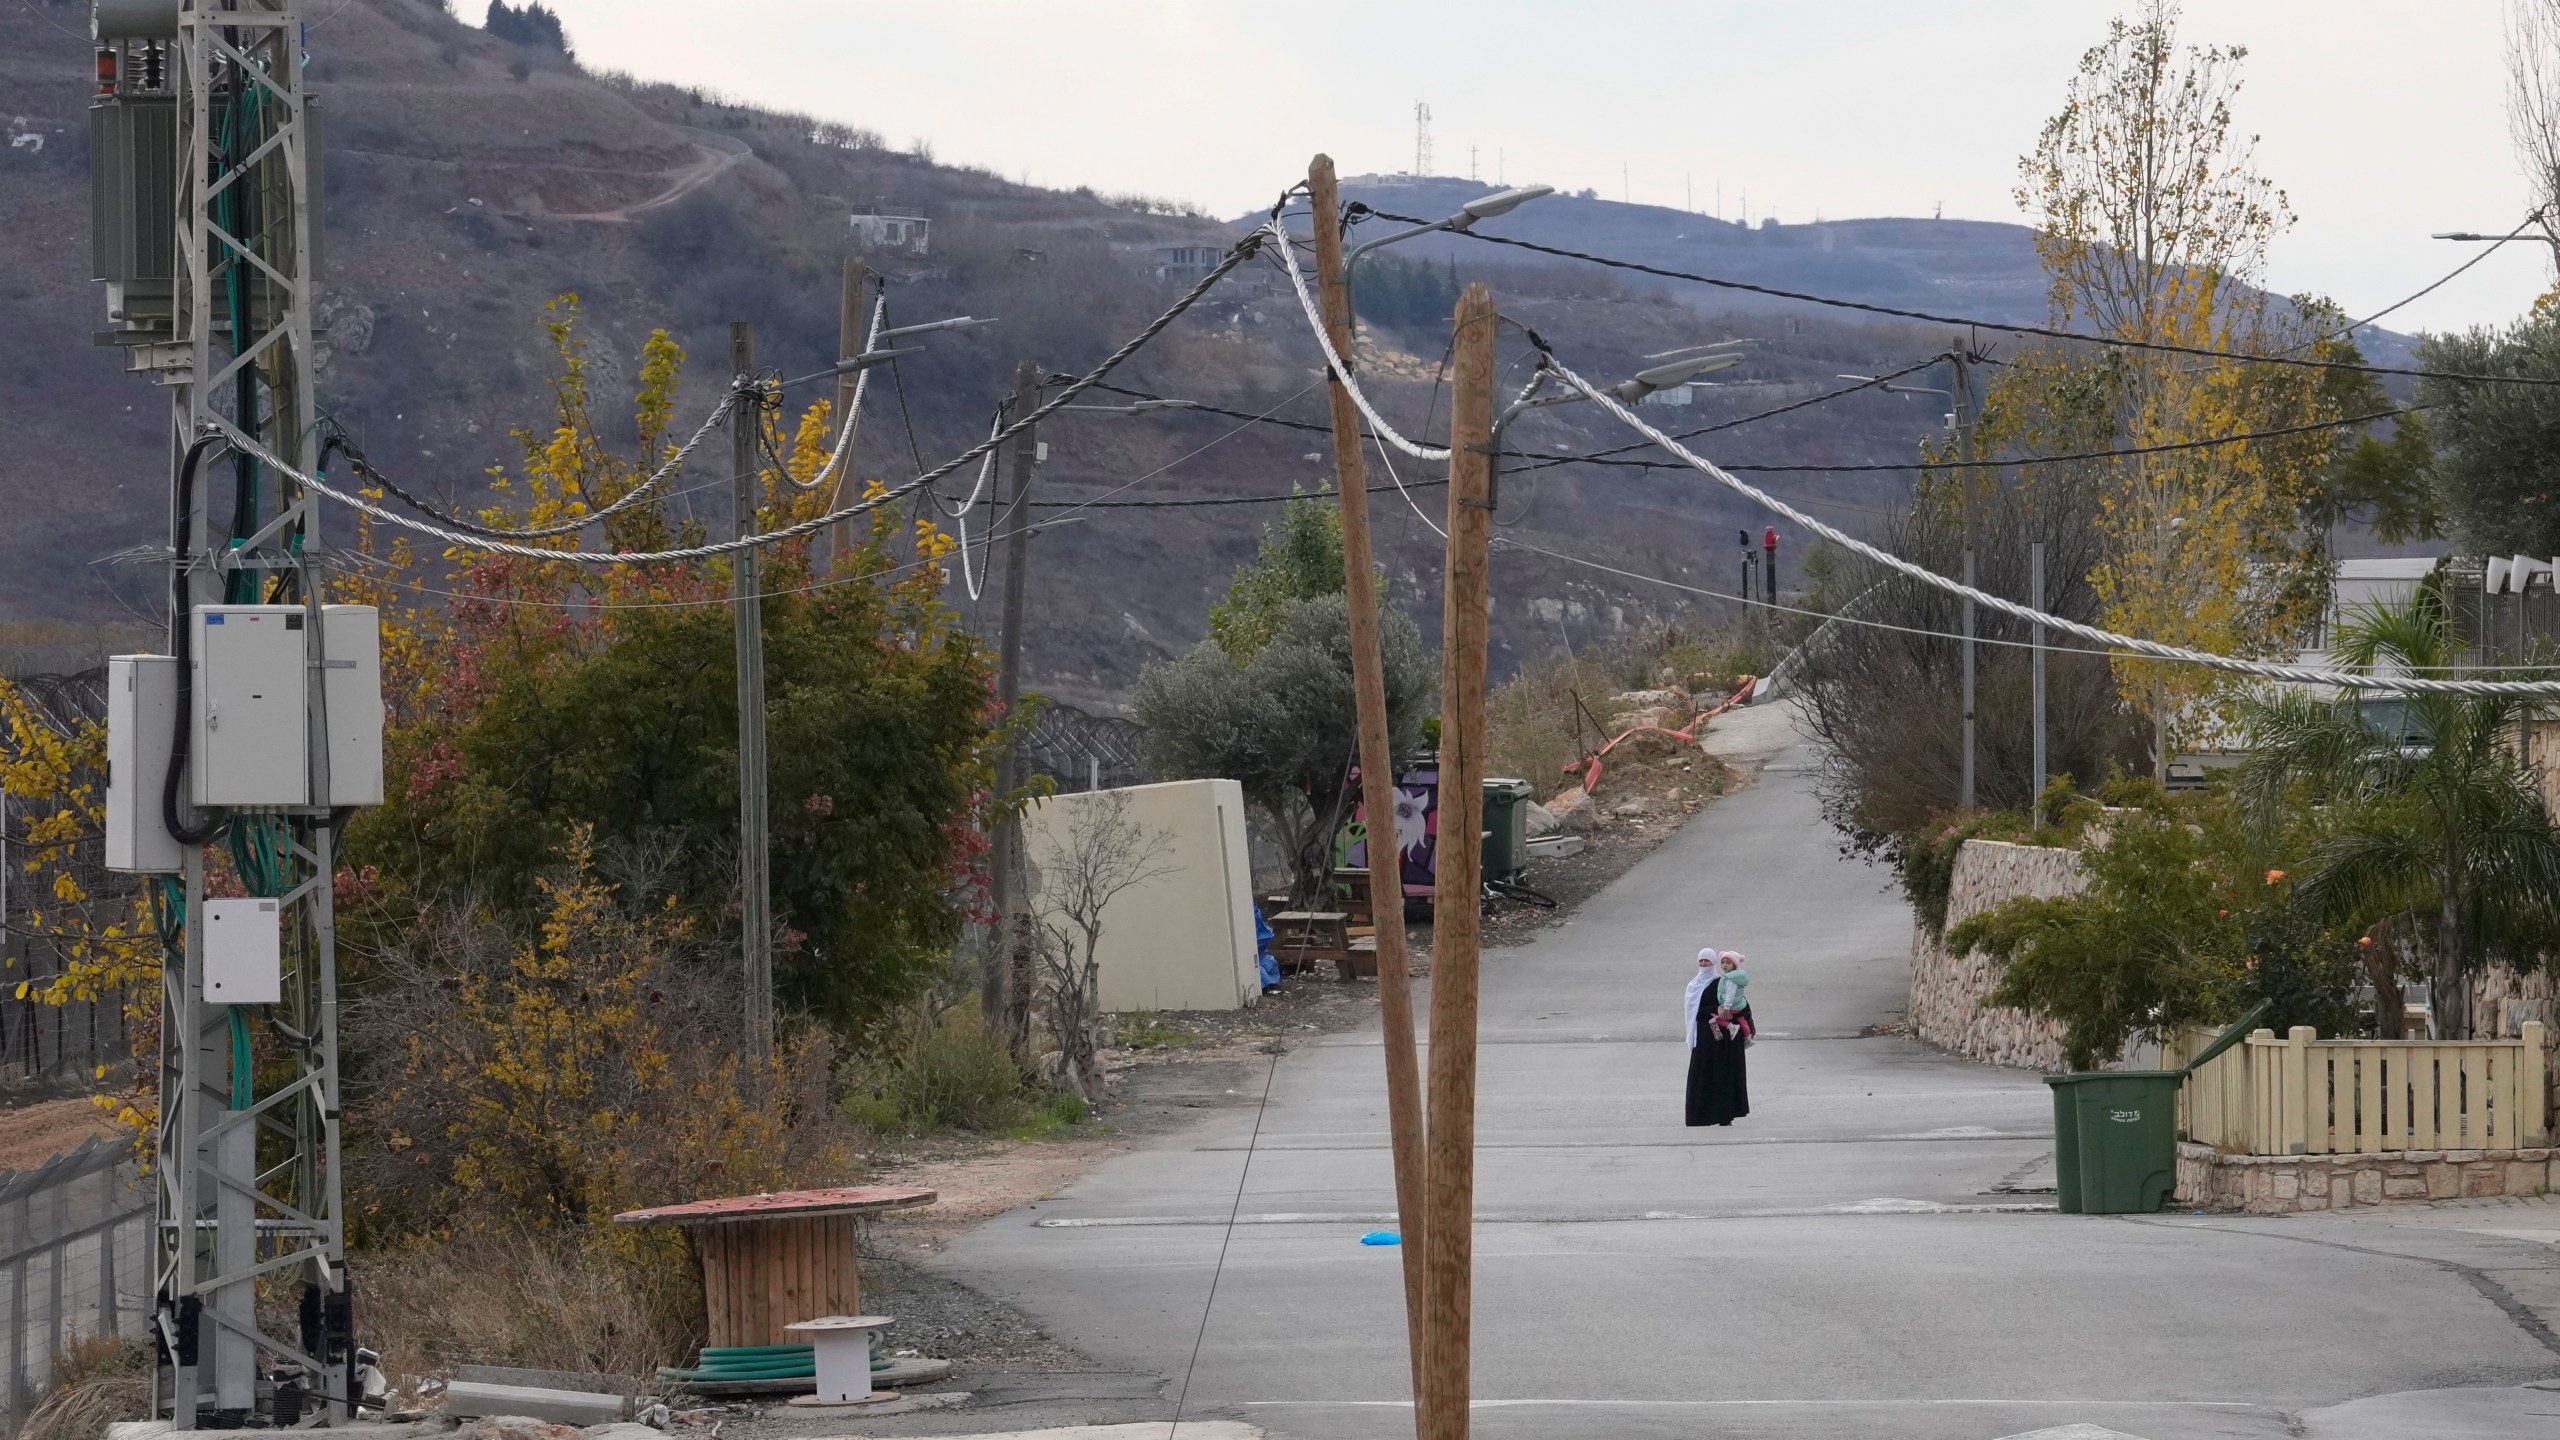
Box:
[1684,948,1751,1127]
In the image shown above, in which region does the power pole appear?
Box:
[97,2,358,1423]
[1423,282,1496,1440]
[984,361,1043,1048]
[1949,339,1980,812]
[821,257,878,571]
[1307,153,1431,1409]
[732,323,775,1062]
[2031,539,2049,828]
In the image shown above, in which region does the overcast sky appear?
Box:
[527,0,2551,335]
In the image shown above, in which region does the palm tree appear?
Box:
[2235,589,2560,1037]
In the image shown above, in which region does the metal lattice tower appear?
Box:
[95,0,353,1424]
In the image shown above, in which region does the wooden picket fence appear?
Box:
[2165,1024,2550,1155]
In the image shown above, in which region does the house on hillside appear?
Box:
[1151,244,1224,284]
[849,205,931,256]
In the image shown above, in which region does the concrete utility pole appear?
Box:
[821,257,878,571]
[1948,339,1981,812]
[1307,154,1431,1408]
[2031,539,2049,828]
[732,323,775,1063]
[985,360,1043,1050]
[1423,282,1497,1440]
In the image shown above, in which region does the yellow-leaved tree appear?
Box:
[2005,0,2351,774]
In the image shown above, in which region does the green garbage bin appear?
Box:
[1481,778,1534,880]
[2045,1070,2184,1214]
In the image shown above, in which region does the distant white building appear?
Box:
[1152,244,1223,283]
[849,207,931,256]
[2298,557,2439,662]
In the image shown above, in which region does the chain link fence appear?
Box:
[0,1137,151,1425]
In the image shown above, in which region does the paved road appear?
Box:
[926,710,2560,1440]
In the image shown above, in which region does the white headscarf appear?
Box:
[1684,948,1719,1049]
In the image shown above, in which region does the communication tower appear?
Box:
[90,0,376,1425]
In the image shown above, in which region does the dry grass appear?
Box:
[12,1336,149,1440]
[354,1228,701,1398]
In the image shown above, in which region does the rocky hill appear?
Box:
[0,0,2409,702]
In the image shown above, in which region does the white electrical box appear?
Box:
[105,654,182,873]
[321,605,385,807]
[202,897,282,1004]
[191,605,309,807]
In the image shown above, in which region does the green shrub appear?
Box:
[846,1009,1026,1133]
[1006,1090,1091,1141]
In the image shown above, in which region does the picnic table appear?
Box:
[1270,910,1353,977]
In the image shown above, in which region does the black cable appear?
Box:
[1352,203,2560,388]
[166,436,226,849]
[1027,479,1450,509]
[1688,402,2422,473]
[1054,365,2400,475]
[1165,1048,1280,1439]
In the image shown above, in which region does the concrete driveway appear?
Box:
[926,710,2560,1440]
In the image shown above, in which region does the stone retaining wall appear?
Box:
[2177,1140,2558,1213]
[1908,840,2085,1069]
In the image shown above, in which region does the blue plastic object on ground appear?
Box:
[1254,904,1281,990]
[1360,1231,1400,1246]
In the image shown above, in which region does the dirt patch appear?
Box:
[0,1096,119,1172]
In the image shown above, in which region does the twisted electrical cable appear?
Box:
[1265,218,1452,461]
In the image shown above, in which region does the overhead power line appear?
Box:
[1353,204,2560,389]
[210,232,1270,565]
[1535,345,2560,698]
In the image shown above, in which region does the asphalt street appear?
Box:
[924,707,2560,1440]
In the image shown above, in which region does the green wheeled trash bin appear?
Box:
[2045,1070,2184,1214]
[1481,778,1535,881]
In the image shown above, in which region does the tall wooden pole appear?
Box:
[1307,154,1431,1411]
[731,322,774,1062]
[821,257,875,572]
[1423,282,1496,1440]
[985,360,1043,1052]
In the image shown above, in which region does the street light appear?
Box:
[1490,352,1743,507]
[1054,399,1201,414]
[878,315,1000,340]
[1339,184,1555,339]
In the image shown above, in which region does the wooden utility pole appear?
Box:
[1949,339,1980,812]
[821,257,876,572]
[984,360,1043,1051]
[731,322,775,1062]
[1423,282,1497,1440]
[1307,153,1432,1408]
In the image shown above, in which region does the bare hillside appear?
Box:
[1,0,2396,700]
